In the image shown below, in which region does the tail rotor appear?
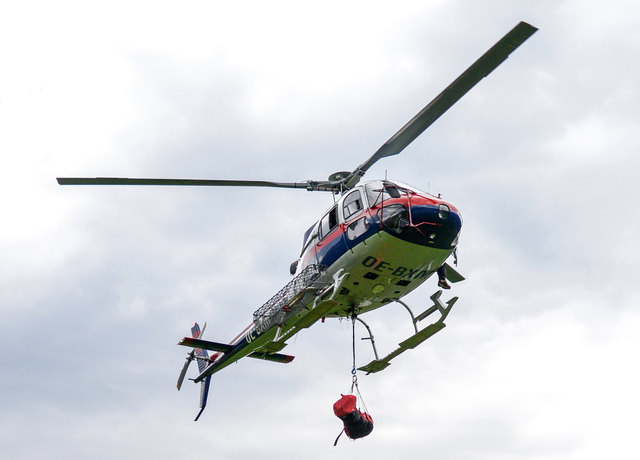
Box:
[177,322,214,420]
[177,322,207,390]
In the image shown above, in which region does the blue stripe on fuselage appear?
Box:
[313,204,461,269]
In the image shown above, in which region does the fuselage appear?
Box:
[197,179,462,380]
[295,179,462,316]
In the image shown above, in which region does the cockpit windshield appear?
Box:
[365,180,411,207]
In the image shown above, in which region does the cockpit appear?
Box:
[301,181,418,248]
[295,179,460,274]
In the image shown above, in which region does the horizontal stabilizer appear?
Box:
[178,337,233,353]
[248,351,295,363]
[179,337,294,364]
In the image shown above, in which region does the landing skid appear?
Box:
[357,290,458,374]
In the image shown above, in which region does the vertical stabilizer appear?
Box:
[191,323,212,421]
[195,376,212,421]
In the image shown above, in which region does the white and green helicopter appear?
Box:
[58,21,537,421]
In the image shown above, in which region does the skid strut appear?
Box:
[355,317,380,361]
[357,290,458,374]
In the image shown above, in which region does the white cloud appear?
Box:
[2,1,640,459]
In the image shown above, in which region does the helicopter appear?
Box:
[57,21,537,421]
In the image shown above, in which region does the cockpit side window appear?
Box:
[342,190,363,221]
[319,205,339,239]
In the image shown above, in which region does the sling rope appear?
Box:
[350,314,368,414]
[334,315,372,446]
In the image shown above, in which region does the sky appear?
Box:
[2,0,639,458]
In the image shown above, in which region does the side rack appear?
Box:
[252,264,330,331]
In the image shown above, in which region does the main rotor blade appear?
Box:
[56,177,337,191]
[343,21,537,188]
[58,23,536,194]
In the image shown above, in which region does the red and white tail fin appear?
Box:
[191,322,209,373]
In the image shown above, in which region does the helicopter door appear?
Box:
[315,204,348,267]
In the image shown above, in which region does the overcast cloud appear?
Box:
[2,1,639,459]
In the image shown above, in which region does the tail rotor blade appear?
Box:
[177,322,208,390]
[177,351,195,390]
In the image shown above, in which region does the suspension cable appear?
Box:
[350,314,369,414]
